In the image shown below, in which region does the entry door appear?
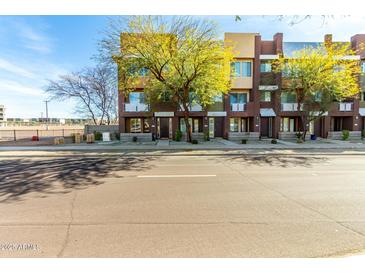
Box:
[214,117,224,137]
[159,118,170,138]
[260,117,269,137]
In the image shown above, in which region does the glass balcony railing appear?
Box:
[124,103,149,112]
[230,103,246,111]
[339,102,353,111]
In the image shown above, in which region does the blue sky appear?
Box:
[1,15,365,118]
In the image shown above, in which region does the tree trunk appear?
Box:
[182,103,192,143]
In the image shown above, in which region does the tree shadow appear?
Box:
[0,155,156,202]
[217,154,328,168]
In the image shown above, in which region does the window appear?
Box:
[280,117,296,132]
[161,90,171,102]
[213,95,223,102]
[281,92,296,103]
[139,67,149,76]
[129,92,145,104]
[242,61,252,77]
[231,62,241,77]
[260,91,271,102]
[241,118,249,132]
[229,118,239,132]
[180,118,193,133]
[260,63,272,73]
[314,91,322,102]
[130,118,142,133]
[143,119,150,133]
[362,62,365,73]
[230,61,252,77]
[180,118,201,132]
[230,92,248,104]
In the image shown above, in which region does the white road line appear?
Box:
[137,175,217,178]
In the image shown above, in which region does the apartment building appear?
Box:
[117,32,365,141]
[0,105,6,127]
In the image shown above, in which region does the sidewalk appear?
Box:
[1,138,365,152]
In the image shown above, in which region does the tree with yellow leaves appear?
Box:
[106,16,234,142]
[275,42,360,141]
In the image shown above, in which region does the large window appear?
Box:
[180,118,201,133]
[281,92,296,103]
[260,63,272,73]
[280,117,296,132]
[230,92,248,104]
[242,61,252,77]
[129,92,145,104]
[130,118,142,133]
[229,118,239,132]
[230,61,252,77]
[231,62,241,77]
[260,91,271,102]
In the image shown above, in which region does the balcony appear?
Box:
[339,102,353,112]
[230,103,246,111]
[124,103,149,112]
[179,103,203,112]
[281,103,302,111]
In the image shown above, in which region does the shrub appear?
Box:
[296,138,304,144]
[342,130,350,141]
[94,131,102,141]
[362,129,365,139]
[271,139,277,144]
[192,139,198,144]
[295,132,302,139]
[175,129,182,142]
[241,139,247,144]
[114,132,120,141]
[204,132,210,141]
[132,136,138,142]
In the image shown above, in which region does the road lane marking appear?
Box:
[137,175,217,178]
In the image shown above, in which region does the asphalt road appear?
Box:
[1,152,365,257]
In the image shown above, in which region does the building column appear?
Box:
[119,117,126,133]
[203,116,209,138]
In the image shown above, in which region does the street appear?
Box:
[1,152,365,257]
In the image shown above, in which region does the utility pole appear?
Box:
[44,100,49,130]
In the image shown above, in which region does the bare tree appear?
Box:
[45,65,117,125]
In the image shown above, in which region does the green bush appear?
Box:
[94,131,102,141]
[241,139,247,144]
[114,132,120,140]
[175,129,182,142]
[295,132,303,139]
[192,139,198,144]
[271,139,277,144]
[362,129,365,139]
[296,138,304,143]
[342,130,350,140]
[204,132,210,141]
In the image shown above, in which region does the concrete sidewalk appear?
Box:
[1,139,365,152]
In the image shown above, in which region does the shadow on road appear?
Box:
[218,154,328,168]
[0,155,156,202]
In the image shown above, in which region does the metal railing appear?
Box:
[124,103,149,112]
[339,102,353,111]
[230,103,246,111]
[179,103,203,111]
[281,103,303,111]
[0,128,84,142]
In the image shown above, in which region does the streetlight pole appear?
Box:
[44,100,49,130]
